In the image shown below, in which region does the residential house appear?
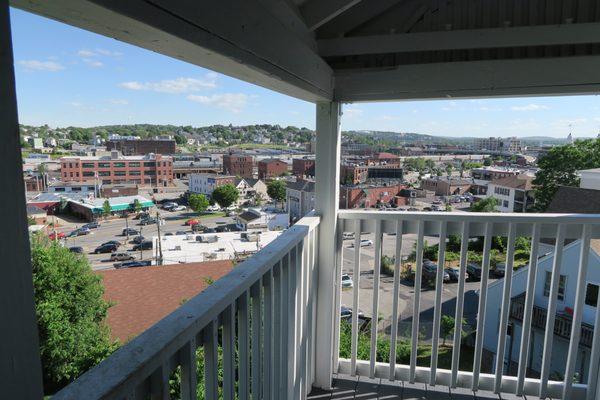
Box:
[286,180,315,222]
[420,176,472,196]
[188,173,235,196]
[487,174,535,212]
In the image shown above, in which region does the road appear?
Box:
[339,234,498,338]
[55,209,235,270]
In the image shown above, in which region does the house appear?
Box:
[483,239,600,383]
[97,261,233,342]
[339,183,404,209]
[286,180,315,223]
[486,174,535,212]
[234,178,269,205]
[26,205,47,225]
[188,173,235,196]
[236,208,288,231]
[420,176,472,196]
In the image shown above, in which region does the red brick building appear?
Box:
[223,153,254,178]
[339,183,404,209]
[258,158,288,179]
[340,164,368,185]
[60,153,173,186]
[292,158,315,178]
[368,152,401,166]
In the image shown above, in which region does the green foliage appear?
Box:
[189,193,210,214]
[380,255,395,276]
[470,197,498,212]
[211,184,239,209]
[28,216,37,225]
[174,134,187,145]
[534,139,600,211]
[267,180,286,206]
[102,199,111,217]
[131,199,142,213]
[31,235,118,394]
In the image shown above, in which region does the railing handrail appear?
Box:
[54,214,320,399]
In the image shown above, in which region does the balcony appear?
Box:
[46,211,600,399]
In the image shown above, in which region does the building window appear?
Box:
[129,171,141,176]
[503,200,509,208]
[82,162,95,168]
[98,162,110,168]
[129,162,140,167]
[98,171,111,177]
[71,187,81,192]
[114,171,126,176]
[586,283,599,307]
[83,171,94,177]
[113,162,126,168]
[544,271,566,301]
[144,161,156,167]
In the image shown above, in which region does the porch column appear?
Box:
[314,101,342,389]
[0,1,44,397]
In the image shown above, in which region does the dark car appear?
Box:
[134,212,150,220]
[131,235,145,245]
[84,221,100,229]
[122,228,139,236]
[204,228,216,233]
[445,267,460,282]
[421,262,438,280]
[114,260,152,269]
[467,263,482,281]
[133,241,153,251]
[164,232,174,236]
[175,231,188,236]
[69,246,84,254]
[340,306,364,320]
[94,243,118,254]
[215,225,230,233]
[191,224,207,233]
[139,217,157,226]
[102,240,121,248]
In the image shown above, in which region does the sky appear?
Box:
[9,7,600,138]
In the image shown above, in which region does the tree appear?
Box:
[267,180,286,209]
[131,198,142,213]
[102,199,111,219]
[470,197,498,212]
[440,315,455,345]
[211,184,239,209]
[37,163,47,175]
[31,235,118,393]
[254,192,264,206]
[189,193,210,214]
[534,139,600,211]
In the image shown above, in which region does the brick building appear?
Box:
[106,138,176,155]
[60,153,173,186]
[368,152,401,166]
[420,177,472,196]
[340,164,368,185]
[258,158,288,180]
[189,173,236,196]
[223,153,254,178]
[339,183,404,209]
[292,158,315,178]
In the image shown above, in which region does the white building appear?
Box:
[483,239,600,384]
[188,173,235,196]
[235,208,288,231]
[486,174,535,212]
[579,168,600,190]
[286,180,315,223]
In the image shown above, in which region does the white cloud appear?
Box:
[18,60,64,72]
[510,104,549,111]
[82,58,103,68]
[77,49,96,57]
[506,118,542,131]
[78,48,122,58]
[343,106,363,118]
[109,99,129,105]
[119,76,217,93]
[187,93,249,113]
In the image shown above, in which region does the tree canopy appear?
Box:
[189,193,210,214]
[211,184,239,209]
[470,197,499,212]
[267,180,286,207]
[533,139,600,211]
[102,199,111,217]
[31,235,117,394]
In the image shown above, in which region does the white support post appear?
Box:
[313,101,341,389]
[0,1,44,397]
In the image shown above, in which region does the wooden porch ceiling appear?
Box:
[11,0,600,102]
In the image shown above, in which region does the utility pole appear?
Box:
[125,213,130,243]
[139,225,143,261]
[156,210,163,265]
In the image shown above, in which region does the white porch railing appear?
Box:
[53,214,320,400]
[336,211,600,400]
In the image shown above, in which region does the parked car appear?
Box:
[185,219,200,226]
[133,241,153,251]
[204,227,216,233]
[340,306,364,320]
[173,205,187,212]
[342,232,355,240]
[131,235,145,244]
[164,232,174,236]
[175,231,187,236]
[83,221,100,229]
[78,227,91,236]
[192,224,207,233]
[134,212,150,220]
[110,252,135,261]
[162,202,177,210]
[215,225,230,233]
[114,260,152,269]
[94,243,118,254]
[139,217,157,226]
[206,205,220,212]
[492,262,506,277]
[341,274,353,288]
[68,246,84,254]
[350,239,373,248]
[467,263,482,281]
[444,267,460,282]
[122,228,139,236]
[48,232,65,240]
[101,240,121,248]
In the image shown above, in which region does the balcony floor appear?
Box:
[309,375,536,399]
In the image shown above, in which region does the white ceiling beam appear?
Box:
[257,0,316,50]
[300,0,363,31]
[334,55,600,101]
[319,22,600,57]
[11,0,333,102]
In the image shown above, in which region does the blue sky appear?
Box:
[10,7,600,138]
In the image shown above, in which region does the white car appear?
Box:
[341,274,353,288]
[172,205,187,211]
[207,205,220,212]
[350,239,373,248]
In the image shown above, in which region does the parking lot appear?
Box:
[340,233,498,338]
[52,208,236,270]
